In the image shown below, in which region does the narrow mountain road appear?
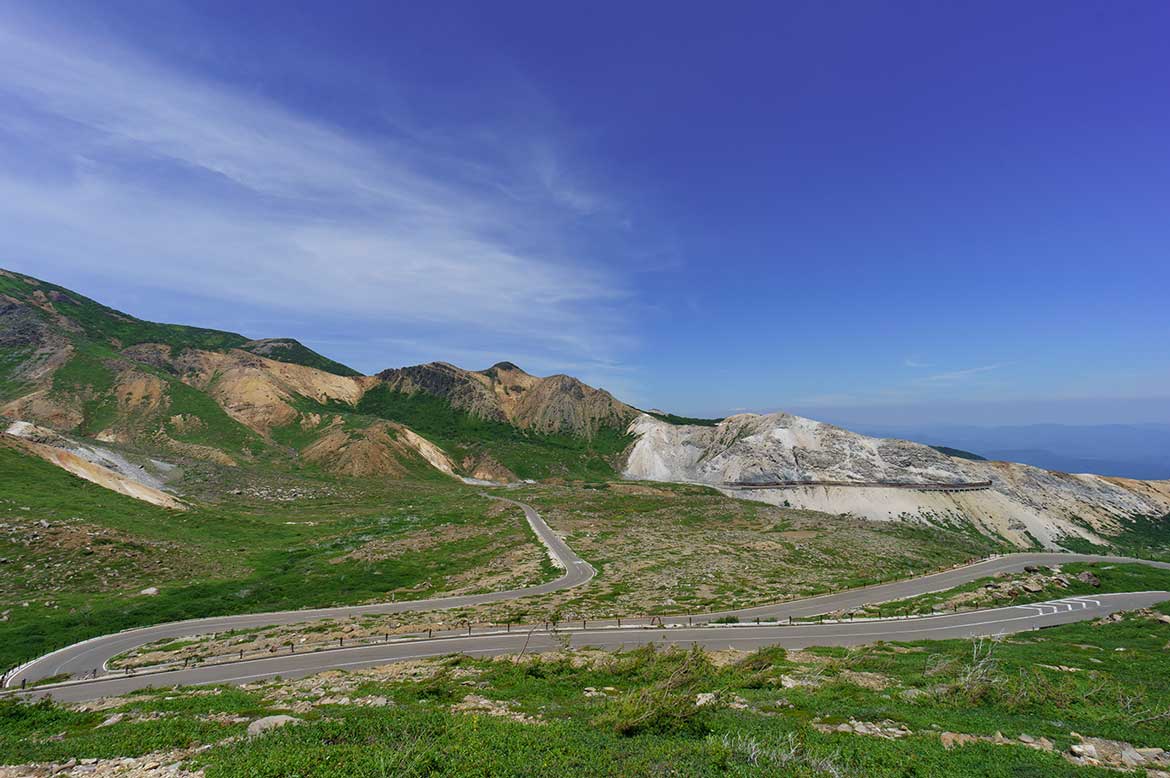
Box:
[5,496,1169,700]
[15,591,1170,703]
[4,496,594,689]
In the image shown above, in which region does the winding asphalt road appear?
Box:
[6,497,1169,701]
[4,496,593,689]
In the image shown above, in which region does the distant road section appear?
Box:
[724,479,993,492]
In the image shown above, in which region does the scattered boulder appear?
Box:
[138,587,159,596]
[814,718,911,739]
[247,715,301,737]
[1076,571,1101,587]
[1066,734,1170,771]
[353,695,391,707]
[939,731,1053,752]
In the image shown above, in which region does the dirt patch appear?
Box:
[157,434,238,467]
[461,452,517,482]
[114,371,168,415]
[838,670,892,690]
[302,423,410,477]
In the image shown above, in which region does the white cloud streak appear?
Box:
[919,364,1005,383]
[0,14,632,365]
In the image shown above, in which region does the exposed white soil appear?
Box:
[624,413,1170,548]
[4,423,186,510]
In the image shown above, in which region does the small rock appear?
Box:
[97,712,124,727]
[695,692,718,707]
[1076,571,1101,587]
[139,587,159,596]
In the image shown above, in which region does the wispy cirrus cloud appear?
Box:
[0,12,634,373]
[918,364,1005,384]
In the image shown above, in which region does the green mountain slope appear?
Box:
[1,268,640,482]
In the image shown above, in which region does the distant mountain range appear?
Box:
[852,423,1170,480]
[3,267,1168,551]
[0,268,636,482]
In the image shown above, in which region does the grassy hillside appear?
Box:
[239,339,360,377]
[0,270,248,352]
[2,269,643,480]
[0,268,357,378]
[350,385,632,480]
[0,443,552,670]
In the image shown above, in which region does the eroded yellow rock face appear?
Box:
[2,435,187,510]
[114,371,168,414]
[173,349,365,435]
[300,420,456,478]
[1,389,84,430]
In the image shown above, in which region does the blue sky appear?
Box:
[2,1,1168,425]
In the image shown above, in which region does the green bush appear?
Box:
[595,686,707,737]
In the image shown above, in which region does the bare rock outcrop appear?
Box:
[623,413,1170,549]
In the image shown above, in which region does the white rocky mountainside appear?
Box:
[623,413,1170,549]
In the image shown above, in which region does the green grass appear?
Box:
[0,345,36,400]
[1059,514,1170,562]
[48,343,120,434]
[7,610,1169,776]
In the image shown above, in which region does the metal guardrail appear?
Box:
[73,553,1014,678]
[5,551,1029,689]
